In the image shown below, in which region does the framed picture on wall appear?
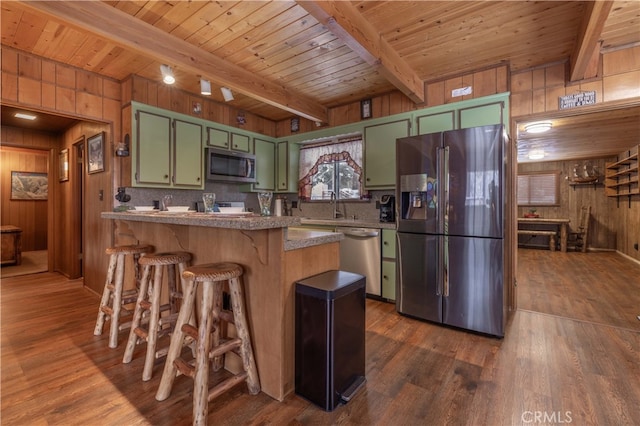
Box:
[360,98,372,119]
[11,171,48,200]
[87,132,105,174]
[59,149,69,182]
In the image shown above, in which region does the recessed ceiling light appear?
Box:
[200,79,211,96]
[527,149,545,160]
[14,112,37,120]
[524,121,552,134]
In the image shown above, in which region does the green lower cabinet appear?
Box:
[382,260,396,301]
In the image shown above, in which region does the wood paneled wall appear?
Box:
[1,46,120,290]
[121,75,276,138]
[511,46,640,117]
[517,158,640,261]
[0,142,53,251]
[276,64,509,137]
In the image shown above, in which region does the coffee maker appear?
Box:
[379,195,395,223]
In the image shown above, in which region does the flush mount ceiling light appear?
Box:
[200,79,211,96]
[221,87,234,102]
[14,112,37,120]
[527,149,546,160]
[160,64,175,85]
[524,121,552,134]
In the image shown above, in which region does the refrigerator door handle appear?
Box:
[443,235,449,297]
[443,145,450,235]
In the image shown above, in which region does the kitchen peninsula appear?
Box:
[101,211,342,401]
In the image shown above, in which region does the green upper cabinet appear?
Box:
[173,119,203,188]
[416,111,456,134]
[231,133,251,153]
[133,106,203,189]
[364,119,410,189]
[206,127,250,153]
[207,127,229,149]
[135,110,172,186]
[253,138,276,191]
[277,141,299,192]
[458,101,505,128]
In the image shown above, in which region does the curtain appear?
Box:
[298,138,363,200]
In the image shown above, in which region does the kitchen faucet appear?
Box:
[330,191,344,219]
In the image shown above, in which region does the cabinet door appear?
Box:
[231,133,250,152]
[459,101,504,128]
[275,140,299,193]
[381,229,396,259]
[364,119,410,189]
[416,111,455,134]
[135,110,172,186]
[207,127,229,149]
[253,138,275,191]
[173,119,203,188]
[382,260,396,301]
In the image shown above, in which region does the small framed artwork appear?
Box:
[361,99,372,119]
[59,149,69,182]
[290,117,300,133]
[87,132,105,174]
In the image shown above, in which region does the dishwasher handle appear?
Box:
[339,228,380,238]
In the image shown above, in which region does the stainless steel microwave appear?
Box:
[205,147,256,183]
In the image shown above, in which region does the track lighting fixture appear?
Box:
[221,87,234,102]
[160,64,175,85]
[200,79,212,96]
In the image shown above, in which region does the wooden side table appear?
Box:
[1,226,23,266]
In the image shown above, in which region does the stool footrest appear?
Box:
[218,310,235,324]
[174,357,195,378]
[100,306,113,316]
[134,327,148,340]
[208,372,248,402]
[158,313,179,327]
[181,324,198,340]
[209,338,241,359]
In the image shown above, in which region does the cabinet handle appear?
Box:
[164,174,169,179]
[383,241,388,245]
[366,177,370,181]
[197,177,200,181]
[383,275,388,279]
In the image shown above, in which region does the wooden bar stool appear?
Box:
[155,262,260,426]
[122,251,192,381]
[94,244,153,349]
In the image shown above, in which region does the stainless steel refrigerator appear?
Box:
[395,124,506,337]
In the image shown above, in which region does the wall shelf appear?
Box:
[605,144,639,198]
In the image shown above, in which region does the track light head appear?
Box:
[160,64,175,85]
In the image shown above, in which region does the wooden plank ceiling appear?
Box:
[2,1,639,161]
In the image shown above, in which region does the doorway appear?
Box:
[73,139,85,278]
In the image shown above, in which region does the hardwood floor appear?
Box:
[1,250,639,425]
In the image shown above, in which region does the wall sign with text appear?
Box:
[559,91,596,110]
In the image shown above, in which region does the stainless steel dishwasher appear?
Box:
[336,227,381,297]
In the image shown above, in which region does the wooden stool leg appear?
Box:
[94,253,117,336]
[211,281,224,371]
[549,235,557,252]
[123,264,152,363]
[194,281,215,426]
[143,265,164,381]
[108,254,126,349]
[228,277,260,394]
[156,279,197,402]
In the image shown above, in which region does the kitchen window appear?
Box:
[298,135,365,201]
[517,171,560,206]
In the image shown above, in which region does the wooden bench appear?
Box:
[517,230,557,251]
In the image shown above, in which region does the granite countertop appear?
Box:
[102,211,300,230]
[299,217,396,230]
[284,228,343,251]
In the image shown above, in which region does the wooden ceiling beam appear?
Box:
[297,1,425,104]
[569,1,614,82]
[19,0,328,123]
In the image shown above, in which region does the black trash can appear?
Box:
[295,270,366,411]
